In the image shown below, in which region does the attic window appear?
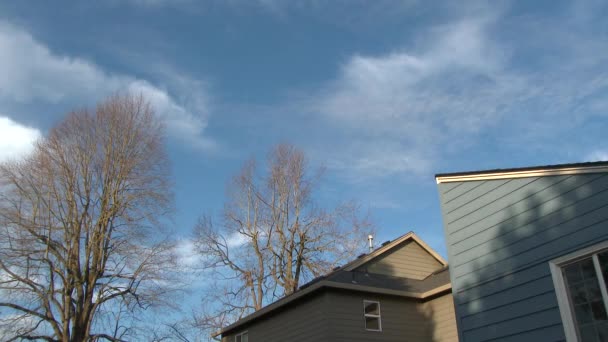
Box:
[234,331,248,342]
[363,300,382,331]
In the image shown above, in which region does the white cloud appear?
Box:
[174,232,247,269]
[0,21,214,151]
[225,231,249,248]
[0,116,41,162]
[174,238,201,268]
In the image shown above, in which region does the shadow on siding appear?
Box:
[448,174,608,341]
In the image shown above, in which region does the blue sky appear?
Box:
[1,0,607,263]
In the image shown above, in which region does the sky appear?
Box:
[1,0,607,268]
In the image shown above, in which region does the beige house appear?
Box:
[216,232,458,342]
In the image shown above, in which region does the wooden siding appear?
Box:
[438,173,608,342]
[325,289,457,342]
[221,291,329,342]
[356,240,444,280]
[421,293,459,342]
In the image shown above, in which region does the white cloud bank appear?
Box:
[0,116,41,162]
[0,21,214,150]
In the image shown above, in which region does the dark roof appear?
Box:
[325,266,450,294]
[435,160,608,179]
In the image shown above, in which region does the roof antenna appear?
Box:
[368,234,374,253]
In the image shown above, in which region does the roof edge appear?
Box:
[322,280,452,299]
[435,161,608,184]
[212,280,324,337]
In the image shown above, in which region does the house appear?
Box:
[436,161,608,342]
[216,232,459,342]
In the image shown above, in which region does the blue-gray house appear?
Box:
[436,162,608,342]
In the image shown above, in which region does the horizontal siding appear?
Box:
[441,180,487,204]
[222,292,328,342]
[457,271,554,313]
[461,291,557,330]
[421,293,459,342]
[438,173,608,342]
[326,289,446,342]
[357,240,443,280]
[462,307,562,342]
[452,184,608,266]
[449,174,606,251]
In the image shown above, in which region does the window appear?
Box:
[550,241,608,342]
[363,300,382,331]
[234,331,248,342]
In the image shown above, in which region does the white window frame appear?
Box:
[234,330,248,342]
[549,240,608,342]
[363,300,382,332]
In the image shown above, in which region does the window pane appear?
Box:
[582,259,596,280]
[591,300,608,320]
[563,256,608,341]
[580,325,599,342]
[242,333,248,342]
[575,304,593,325]
[598,322,608,341]
[587,279,603,301]
[565,263,583,283]
[364,302,379,315]
[365,316,380,330]
[571,283,588,304]
[235,336,241,342]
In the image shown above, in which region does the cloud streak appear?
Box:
[0,21,214,151]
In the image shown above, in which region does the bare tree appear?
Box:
[193,144,373,335]
[0,95,177,341]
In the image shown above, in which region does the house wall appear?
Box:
[421,293,459,342]
[325,289,457,342]
[438,173,608,342]
[356,240,444,280]
[221,291,329,342]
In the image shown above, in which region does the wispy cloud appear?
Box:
[225,231,249,248]
[315,17,520,179]
[0,21,215,151]
[174,231,248,269]
[0,116,41,162]
[310,2,608,181]
[174,238,202,268]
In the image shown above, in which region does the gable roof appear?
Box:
[342,231,447,271]
[214,232,450,337]
[435,160,608,184]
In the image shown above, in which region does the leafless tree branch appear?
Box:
[0,94,178,341]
